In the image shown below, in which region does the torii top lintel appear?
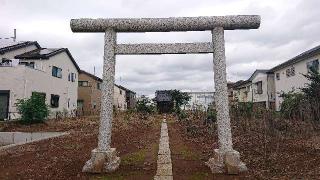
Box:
[70,15,260,33]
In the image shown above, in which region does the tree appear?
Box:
[15,93,49,124]
[301,69,320,121]
[170,89,191,113]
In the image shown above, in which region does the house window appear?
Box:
[291,67,295,76]
[256,81,263,94]
[77,100,84,109]
[50,94,60,108]
[276,73,280,80]
[120,90,122,95]
[246,86,250,92]
[286,67,295,77]
[78,81,89,87]
[307,59,319,72]
[97,83,102,90]
[286,68,290,77]
[70,73,76,82]
[19,61,35,68]
[52,66,62,78]
[92,101,97,109]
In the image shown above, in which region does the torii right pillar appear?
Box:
[206,27,247,174]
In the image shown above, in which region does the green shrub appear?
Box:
[136,95,155,114]
[206,109,217,122]
[280,91,305,119]
[15,93,49,124]
[177,110,188,120]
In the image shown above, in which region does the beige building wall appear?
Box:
[78,73,102,115]
[78,73,128,113]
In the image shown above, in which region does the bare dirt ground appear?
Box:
[0,112,161,180]
[1,112,320,179]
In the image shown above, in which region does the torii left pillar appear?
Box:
[82,29,121,172]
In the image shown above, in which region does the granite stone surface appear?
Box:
[116,42,213,55]
[155,119,173,179]
[212,27,233,152]
[97,29,117,151]
[70,15,260,32]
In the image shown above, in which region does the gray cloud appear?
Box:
[1,0,319,96]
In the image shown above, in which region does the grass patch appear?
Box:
[92,171,141,180]
[179,146,200,160]
[121,149,146,166]
[189,171,209,180]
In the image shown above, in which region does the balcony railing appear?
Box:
[0,62,13,67]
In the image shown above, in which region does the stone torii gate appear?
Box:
[70,15,260,174]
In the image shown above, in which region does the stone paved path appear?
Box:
[154,117,173,180]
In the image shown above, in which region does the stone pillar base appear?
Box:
[83,148,120,173]
[205,149,247,174]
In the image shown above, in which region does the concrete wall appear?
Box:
[0,51,79,119]
[274,54,320,110]
[185,92,214,110]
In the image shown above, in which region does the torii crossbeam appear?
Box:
[70,15,260,174]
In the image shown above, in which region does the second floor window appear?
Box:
[97,82,102,90]
[79,81,89,87]
[307,59,319,72]
[286,67,295,77]
[52,66,62,78]
[276,73,280,80]
[69,73,76,82]
[256,81,263,94]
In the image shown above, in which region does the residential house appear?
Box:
[270,45,320,111]
[78,70,103,115]
[227,82,235,104]
[0,41,40,59]
[0,41,80,120]
[249,70,275,109]
[184,91,215,110]
[233,80,252,103]
[116,85,137,109]
[233,70,275,109]
[78,70,135,114]
[114,84,128,110]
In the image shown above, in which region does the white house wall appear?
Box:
[274,54,320,111]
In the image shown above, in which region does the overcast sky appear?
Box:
[1,0,319,96]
